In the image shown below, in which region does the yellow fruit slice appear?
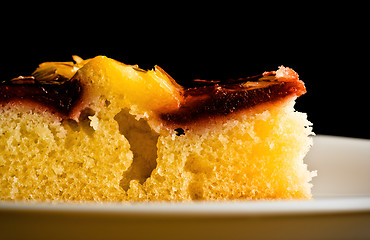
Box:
[33,56,182,117]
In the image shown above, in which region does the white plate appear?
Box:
[1,135,370,240]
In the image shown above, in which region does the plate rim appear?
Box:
[1,197,370,217]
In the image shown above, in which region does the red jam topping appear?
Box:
[1,67,306,127]
[159,71,306,126]
[0,76,83,118]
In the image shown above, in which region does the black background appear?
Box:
[2,5,369,139]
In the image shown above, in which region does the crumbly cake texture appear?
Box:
[0,56,316,201]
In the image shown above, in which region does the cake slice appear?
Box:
[0,56,316,201]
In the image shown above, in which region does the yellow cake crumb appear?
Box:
[0,56,315,201]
